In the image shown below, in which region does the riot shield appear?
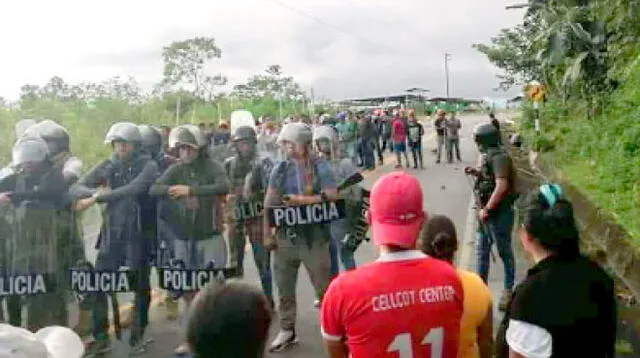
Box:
[230,109,257,136]
[1,177,75,332]
[343,187,371,251]
[155,166,235,298]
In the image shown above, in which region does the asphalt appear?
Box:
[77,113,531,357]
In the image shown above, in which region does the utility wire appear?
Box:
[341,0,425,39]
[262,0,413,54]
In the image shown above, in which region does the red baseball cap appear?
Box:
[369,172,426,248]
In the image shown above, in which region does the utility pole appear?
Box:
[175,97,181,125]
[444,53,452,99]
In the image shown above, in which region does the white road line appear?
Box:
[457,195,477,271]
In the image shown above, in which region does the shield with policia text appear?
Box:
[267,199,347,228]
[1,171,74,328]
[343,188,370,251]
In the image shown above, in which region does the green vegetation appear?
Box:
[475,0,640,241]
[0,38,325,168]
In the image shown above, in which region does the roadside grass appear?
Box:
[516,62,640,245]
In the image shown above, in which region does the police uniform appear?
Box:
[224,126,273,301]
[0,136,68,330]
[312,125,359,277]
[24,120,88,333]
[266,123,335,352]
[76,122,158,354]
[149,124,230,356]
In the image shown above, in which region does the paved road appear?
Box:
[82,113,529,357]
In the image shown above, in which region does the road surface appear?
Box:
[80,113,529,357]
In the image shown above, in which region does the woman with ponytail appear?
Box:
[496,183,616,358]
[421,215,494,358]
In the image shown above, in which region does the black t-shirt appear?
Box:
[489,150,514,192]
[478,149,515,206]
[496,255,617,358]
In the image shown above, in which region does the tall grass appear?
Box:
[518,60,640,241]
[0,97,308,168]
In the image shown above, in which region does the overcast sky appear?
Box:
[0,0,527,101]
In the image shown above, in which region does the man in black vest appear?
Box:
[465,123,516,312]
[74,122,158,356]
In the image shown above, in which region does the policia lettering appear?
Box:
[268,200,345,227]
[158,268,229,292]
[0,274,49,296]
[233,200,264,221]
[70,269,133,293]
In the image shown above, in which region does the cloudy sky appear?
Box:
[0,0,527,102]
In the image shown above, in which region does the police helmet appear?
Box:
[313,125,338,144]
[138,125,163,156]
[231,126,257,143]
[104,122,142,144]
[277,122,313,146]
[12,136,49,166]
[15,119,38,139]
[168,124,208,149]
[24,119,70,154]
[473,122,501,149]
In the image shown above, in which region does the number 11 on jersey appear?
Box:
[387,327,444,358]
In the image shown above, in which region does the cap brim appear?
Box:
[371,219,422,249]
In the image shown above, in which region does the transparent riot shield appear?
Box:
[156,172,234,301]
[230,110,257,136]
[3,190,71,331]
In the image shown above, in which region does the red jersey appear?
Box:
[321,251,464,358]
[392,118,406,143]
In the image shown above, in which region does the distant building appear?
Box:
[507,95,524,109]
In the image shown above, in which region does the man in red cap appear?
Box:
[320,172,464,358]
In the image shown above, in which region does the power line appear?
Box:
[341,0,425,39]
[262,0,408,54]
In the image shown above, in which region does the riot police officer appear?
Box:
[138,125,181,321]
[74,122,158,355]
[0,119,39,180]
[263,122,337,352]
[0,136,68,329]
[23,119,90,335]
[148,124,229,356]
[224,125,274,305]
[138,125,177,173]
[465,122,517,312]
[312,125,359,279]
